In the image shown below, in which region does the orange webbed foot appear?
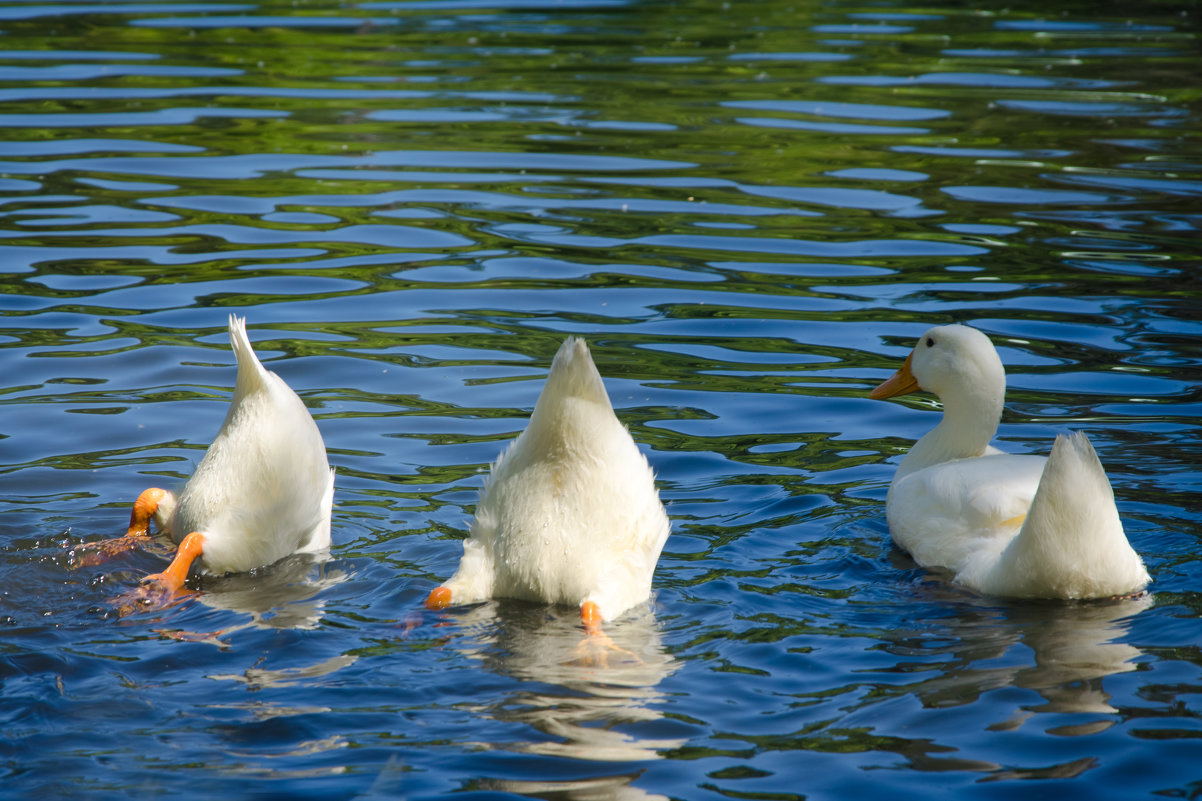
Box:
[111,578,195,618]
[111,531,205,617]
[572,601,642,668]
[126,487,171,538]
[71,487,171,568]
[426,586,452,610]
[581,600,604,635]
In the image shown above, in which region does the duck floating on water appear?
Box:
[426,337,671,638]
[869,324,1149,599]
[79,315,335,611]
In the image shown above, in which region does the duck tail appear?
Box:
[227,314,270,396]
[532,337,613,415]
[990,432,1149,598]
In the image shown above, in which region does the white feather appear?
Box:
[165,315,335,575]
[878,324,1149,599]
[440,337,670,621]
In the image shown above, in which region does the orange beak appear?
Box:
[869,350,920,400]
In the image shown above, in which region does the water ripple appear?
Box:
[1,0,1199,798]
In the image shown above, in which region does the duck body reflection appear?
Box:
[437,600,683,767]
[871,591,1152,743]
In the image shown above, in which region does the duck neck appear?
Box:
[898,383,1003,478]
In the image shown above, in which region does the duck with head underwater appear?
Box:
[869,324,1149,600]
[426,336,671,646]
[76,315,335,613]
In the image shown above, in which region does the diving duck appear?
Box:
[80,315,335,609]
[426,337,671,636]
[870,324,1148,599]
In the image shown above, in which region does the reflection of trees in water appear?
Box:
[446,601,681,800]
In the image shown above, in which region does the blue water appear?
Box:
[1,1,1200,798]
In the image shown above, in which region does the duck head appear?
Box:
[871,324,1006,406]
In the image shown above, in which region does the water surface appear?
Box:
[1,0,1200,798]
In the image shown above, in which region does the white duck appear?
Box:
[869,324,1148,599]
[426,337,671,637]
[80,315,335,608]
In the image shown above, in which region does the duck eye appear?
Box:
[925,337,935,347]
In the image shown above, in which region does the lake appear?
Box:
[1,0,1200,798]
